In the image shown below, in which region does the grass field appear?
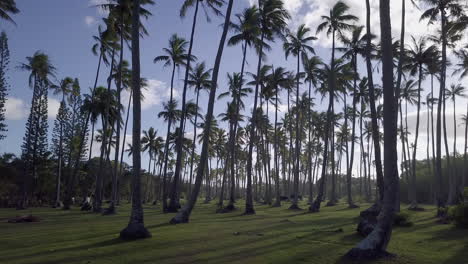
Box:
[0,201,467,264]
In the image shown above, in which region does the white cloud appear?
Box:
[48,98,61,119]
[84,16,96,27]
[5,97,28,120]
[122,79,177,111]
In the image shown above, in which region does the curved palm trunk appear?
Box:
[463,105,468,189]
[119,90,132,189]
[169,0,201,213]
[119,0,151,239]
[346,0,398,256]
[444,87,454,204]
[170,0,234,224]
[88,122,95,161]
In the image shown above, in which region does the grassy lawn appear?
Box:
[0,201,467,264]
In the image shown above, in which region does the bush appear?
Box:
[449,203,468,228]
[394,211,413,227]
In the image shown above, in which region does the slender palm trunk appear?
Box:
[463,104,468,189]
[188,88,200,197]
[88,122,95,161]
[346,55,358,207]
[290,52,301,209]
[444,87,454,204]
[161,64,176,212]
[409,65,423,209]
[119,90,132,187]
[169,0,200,213]
[119,0,151,239]
[170,0,234,224]
[94,47,116,213]
[273,78,281,206]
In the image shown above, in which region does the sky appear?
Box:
[1,0,468,176]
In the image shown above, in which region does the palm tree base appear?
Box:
[326,201,337,207]
[309,200,321,213]
[243,205,255,215]
[170,209,190,224]
[348,203,359,209]
[216,203,236,213]
[120,223,151,240]
[271,200,281,207]
[345,247,394,260]
[408,203,425,211]
[165,205,179,213]
[102,205,117,215]
[288,204,302,210]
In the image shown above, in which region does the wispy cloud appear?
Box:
[5,97,28,120]
[84,16,97,27]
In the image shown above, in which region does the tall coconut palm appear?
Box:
[462,107,468,189]
[446,83,466,203]
[404,36,438,209]
[338,25,367,207]
[218,72,251,209]
[186,62,211,197]
[244,0,289,215]
[154,34,191,212]
[170,0,233,224]
[266,66,291,206]
[119,0,151,240]
[420,0,463,214]
[346,0,398,257]
[170,0,222,213]
[311,0,357,212]
[283,23,316,209]
[224,5,262,211]
[0,0,19,25]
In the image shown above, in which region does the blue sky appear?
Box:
[2,0,468,172]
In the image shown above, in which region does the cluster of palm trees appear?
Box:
[5,0,468,258]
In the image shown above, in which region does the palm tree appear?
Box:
[50,77,74,208]
[446,83,466,203]
[346,0,398,257]
[404,36,438,209]
[338,25,367,207]
[157,99,182,211]
[119,0,151,240]
[170,0,222,213]
[223,5,262,211]
[420,0,463,214]
[265,66,290,206]
[283,24,316,209]
[0,0,19,25]
[154,34,191,212]
[462,107,468,190]
[170,0,232,224]
[186,62,211,197]
[311,0,357,212]
[244,0,289,215]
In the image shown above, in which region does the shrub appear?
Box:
[394,211,413,227]
[449,203,468,228]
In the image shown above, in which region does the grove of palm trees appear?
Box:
[0,0,468,263]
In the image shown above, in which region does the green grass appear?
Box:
[0,200,467,264]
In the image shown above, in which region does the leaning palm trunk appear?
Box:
[463,105,468,189]
[119,0,151,240]
[444,87,455,205]
[273,79,281,207]
[170,0,234,224]
[188,88,200,198]
[169,0,201,213]
[346,0,398,257]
